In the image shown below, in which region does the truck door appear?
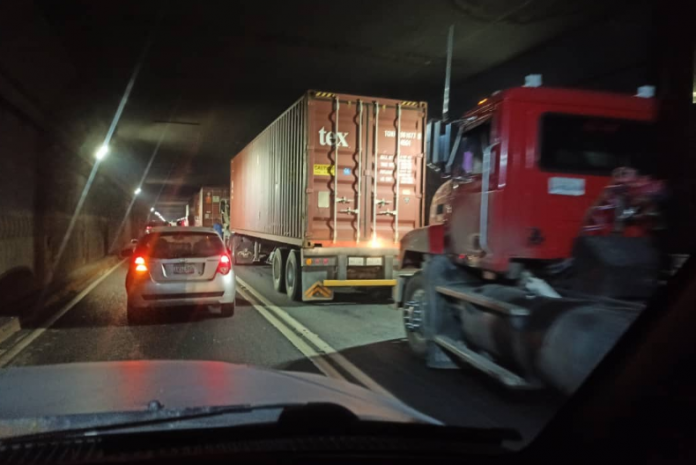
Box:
[446,120,493,258]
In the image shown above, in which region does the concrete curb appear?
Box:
[0,255,122,345]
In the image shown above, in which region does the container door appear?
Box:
[307,96,365,244]
[363,102,426,247]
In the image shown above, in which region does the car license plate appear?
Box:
[173,264,196,275]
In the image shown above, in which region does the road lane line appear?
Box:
[236,276,396,399]
[236,287,347,381]
[0,260,126,367]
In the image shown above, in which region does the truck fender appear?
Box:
[399,224,446,266]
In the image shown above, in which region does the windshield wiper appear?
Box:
[0,402,287,444]
[1,402,521,446]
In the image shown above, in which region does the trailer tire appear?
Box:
[403,273,429,359]
[285,250,302,302]
[272,248,289,293]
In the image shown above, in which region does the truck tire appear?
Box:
[537,306,636,395]
[402,273,428,359]
[272,248,289,292]
[285,250,302,302]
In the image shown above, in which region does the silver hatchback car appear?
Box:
[125,227,235,324]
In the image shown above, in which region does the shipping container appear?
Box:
[230,90,427,301]
[191,186,229,228]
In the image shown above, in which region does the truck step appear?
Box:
[433,335,537,389]
[436,285,530,317]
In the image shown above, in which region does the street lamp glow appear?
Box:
[134,187,142,195]
[95,145,109,160]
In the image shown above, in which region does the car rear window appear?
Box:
[139,232,224,259]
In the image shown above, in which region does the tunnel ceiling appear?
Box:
[36,0,630,211]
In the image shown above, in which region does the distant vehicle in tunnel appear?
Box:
[189,186,229,228]
[124,227,235,324]
[145,220,169,234]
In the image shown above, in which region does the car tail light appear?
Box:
[134,256,148,272]
[217,254,231,275]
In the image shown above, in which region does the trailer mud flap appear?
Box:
[302,270,334,301]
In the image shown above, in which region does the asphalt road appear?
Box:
[1,262,563,443]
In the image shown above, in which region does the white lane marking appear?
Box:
[236,276,396,399]
[236,287,347,381]
[0,260,126,367]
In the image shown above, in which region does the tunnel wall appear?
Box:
[0,0,137,314]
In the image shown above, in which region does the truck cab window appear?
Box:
[539,113,655,175]
[452,122,491,177]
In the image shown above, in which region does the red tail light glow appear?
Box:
[217,254,231,275]
[134,256,148,272]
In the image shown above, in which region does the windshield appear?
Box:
[539,113,656,175]
[0,0,693,451]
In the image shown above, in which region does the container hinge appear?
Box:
[377,210,397,216]
[336,196,351,204]
[376,198,391,206]
[340,208,359,214]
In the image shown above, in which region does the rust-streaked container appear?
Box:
[192,186,229,228]
[230,90,426,247]
[229,91,427,301]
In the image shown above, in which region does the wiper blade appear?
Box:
[1,402,521,446]
[0,402,296,444]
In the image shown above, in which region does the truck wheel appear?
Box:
[403,273,428,358]
[272,248,289,292]
[285,250,302,302]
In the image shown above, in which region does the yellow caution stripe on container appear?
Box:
[323,279,397,287]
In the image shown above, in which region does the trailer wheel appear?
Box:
[403,272,428,359]
[272,248,289,292]
[285,250,302,301]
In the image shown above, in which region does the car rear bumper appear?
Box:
[127,271,236,309]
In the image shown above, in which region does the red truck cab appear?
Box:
[403,87,656,276]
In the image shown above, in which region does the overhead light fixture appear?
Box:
[134,187,142,195]
[95,145,109,160]
[150,207,155,212]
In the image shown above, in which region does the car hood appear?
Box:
[0,361,437,424]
